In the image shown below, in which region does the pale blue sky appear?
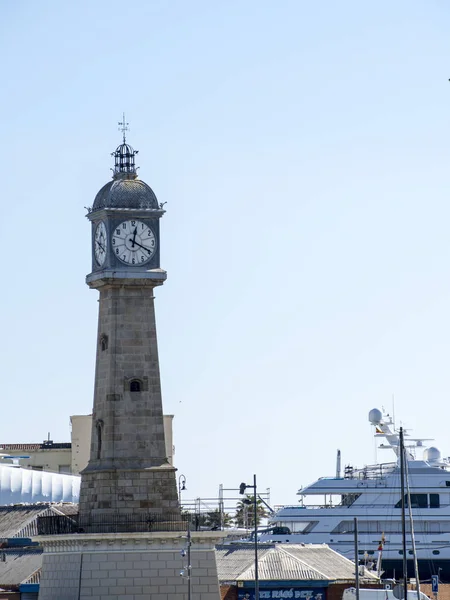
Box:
[2,1,450,507]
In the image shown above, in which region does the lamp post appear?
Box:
[180,520,192,600]
[178,474,186,503]
[239,475,259,600]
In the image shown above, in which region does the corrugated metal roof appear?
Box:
[0,550,42,589]
[238,549,327,581]
[216,544,378,583]
[0,445,41,451]
[0,443,71,450]
[216,546,274,580]
[0,504,78,538]
[0,506,50,538]
[279,545,367,580]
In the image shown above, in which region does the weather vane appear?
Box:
[118,113,129,143]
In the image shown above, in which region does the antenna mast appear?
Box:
[118,112,129,143]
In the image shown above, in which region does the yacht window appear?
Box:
[341,493,361,507]
[280,521,317,534]
[433,550,440,555]
[272,526,291,535]
[332,521,354,534]
[395,494,427,508]
[332,521,380,534]
[399,551,403,555]
[433,522,450,533]
[410,494,427,508]
[430,494,440,508]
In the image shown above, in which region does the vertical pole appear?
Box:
[77,553,84,600]
[219,483,224,530]
[400,428,408,600]
[254,474,259,600]
[187,520,192,600]
[354,517,359,600]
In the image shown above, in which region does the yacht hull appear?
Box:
[381,559,450,583]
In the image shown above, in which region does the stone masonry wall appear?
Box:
[38,542,222,600]
[38,553,82,600]
[79,283,179,519]
[79,467,179,517]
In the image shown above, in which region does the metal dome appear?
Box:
[91,118,160,212]
[92,178,159,211]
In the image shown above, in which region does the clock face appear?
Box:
[94,221,107,266]
[112,219,157,265]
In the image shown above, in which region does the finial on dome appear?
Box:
[111,115,139,180]
[118,112,129,143]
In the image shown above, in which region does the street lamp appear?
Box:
[179,474,187,503]
[239,474,259,600]
[180,521,192,600]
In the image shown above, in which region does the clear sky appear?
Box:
[1,0,450,509]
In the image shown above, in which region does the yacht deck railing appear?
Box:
[272,502,450,511]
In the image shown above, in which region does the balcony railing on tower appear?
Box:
[37,512,189,535]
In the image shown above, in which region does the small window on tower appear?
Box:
[96,420,103,459]
[130,380,141,392]
[100,334,108,351]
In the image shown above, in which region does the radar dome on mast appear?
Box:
[369,408,383,425]
[423,447,442,465]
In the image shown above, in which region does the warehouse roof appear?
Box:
[216,544,378,583]
[0,549,42,590]
[0,504,77,538]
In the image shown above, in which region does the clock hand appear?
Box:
[96,240,105,252]
[131,227,137,247]
[128,239,152,254]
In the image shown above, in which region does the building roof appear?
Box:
[0,504,77,538]
[92,178,159,211]
[0,443,71,451]
[216,544,379,583]
[0,506,48,538]
[216,545,274,581]
[239,549,327,581]
[0,549,42,590]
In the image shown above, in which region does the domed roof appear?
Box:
[92,178,159,211]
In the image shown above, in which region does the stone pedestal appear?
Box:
[36,530,225,600]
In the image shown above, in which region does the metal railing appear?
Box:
[37,512,190,535]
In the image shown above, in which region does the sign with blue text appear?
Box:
[238,589,326,600]
[432,576,439,594]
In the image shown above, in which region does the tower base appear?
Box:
[36,530,225,600]
[79,464,180,518]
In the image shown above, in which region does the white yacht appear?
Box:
[256,409,450,581]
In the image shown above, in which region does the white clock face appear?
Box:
[112,219,156,265]
[94,221,107,266]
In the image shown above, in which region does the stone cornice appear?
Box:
[34,530,226,553]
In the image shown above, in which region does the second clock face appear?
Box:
[94,221,107,266]
[112,219,156,265]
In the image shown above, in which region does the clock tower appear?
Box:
[78,125,179,521]
[37,123,225,600]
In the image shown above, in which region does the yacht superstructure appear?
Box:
[257,409,450,581]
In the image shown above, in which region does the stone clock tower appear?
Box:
[37,124,224,600]
[78,128,179,520]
